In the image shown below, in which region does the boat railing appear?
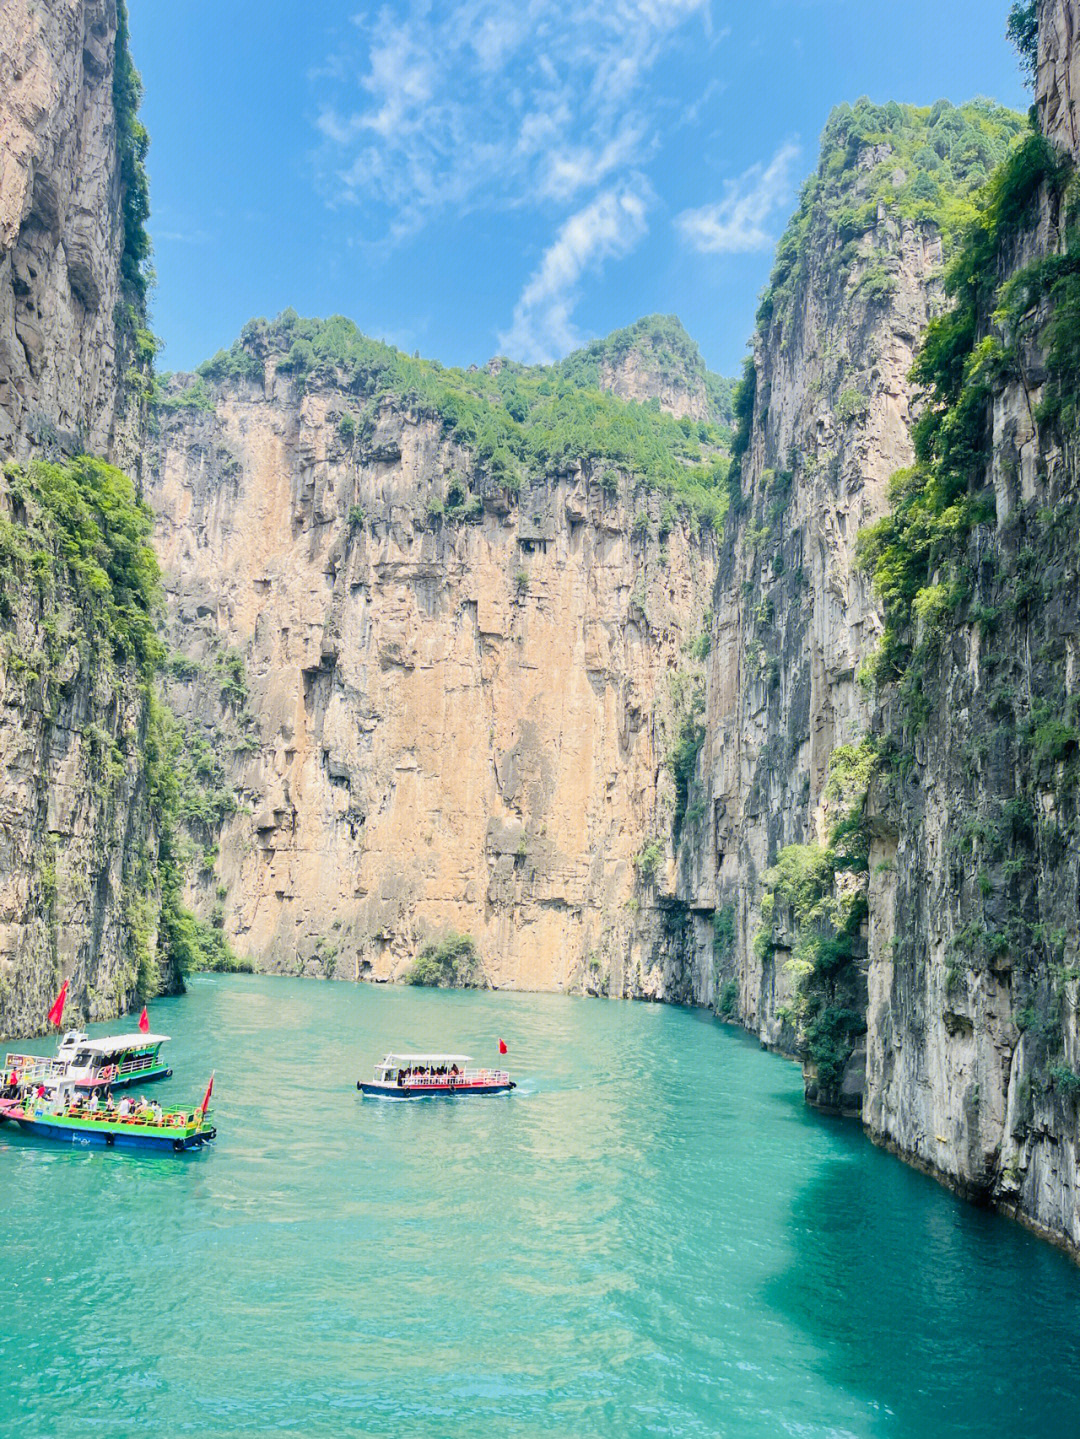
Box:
[391,1068,510,1087]
[107,1053,158,1079]
[4,1053,67,1083]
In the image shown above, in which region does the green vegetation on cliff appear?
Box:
[755,741,876,1103]
[191,312,733,530]
[0,458,244,998]
[406,933,480,987]
[764,96,1026,321]
[144,696,247,979]
[113,1,152,323]
[0,456,162,681]
[857,125,1076,685]
[726,96,1026,510]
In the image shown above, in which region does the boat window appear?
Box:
[74,1051,93,1066]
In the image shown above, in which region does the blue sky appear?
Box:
[130,1,1029,378]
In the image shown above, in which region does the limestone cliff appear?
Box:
[676,98,1024,1054]
[149,319,725,992]
[1039,0,1080,159]
[0,0,176,1039]
[858,0,1080,1255]
[0,0,149,468]
[678,10,1080,1256]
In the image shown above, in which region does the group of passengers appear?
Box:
[64,1092,169,1123]
[9,1079,189,1126]
[395,1063,462,1086]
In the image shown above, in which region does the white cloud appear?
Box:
[498,181,651,364]
[313,0,711,232]
[675,141,801,254]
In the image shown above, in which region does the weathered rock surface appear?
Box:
[678,151,947,1053]
[0,555,160,1037]
[0,1,171,1038]
[1039,0,1080,161]
[0,0,135,464]
[150,365,717,992]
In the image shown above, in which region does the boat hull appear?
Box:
[0,1103,214,1151]
[358,1080,515,1099]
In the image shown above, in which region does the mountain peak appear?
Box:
[558,315,727,422]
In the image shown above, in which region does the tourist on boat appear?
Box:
[88,1092,98,1113]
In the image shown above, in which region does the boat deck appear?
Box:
[0,1098,214,1150]
[358,1075,515,1099]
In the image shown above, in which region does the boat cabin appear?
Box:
[373,1052,472,1085]
[359,1051,514,1098]
[54,1030,172,1088]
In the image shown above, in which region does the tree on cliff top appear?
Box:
[1007,3,1039,88]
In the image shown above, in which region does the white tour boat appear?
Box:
[357,1052,515,1099]
[4,1030,173,1092]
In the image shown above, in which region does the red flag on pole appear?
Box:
[498,1038,508,1055]
[46,980,68,1028]
[200,1072,215,1116]
[138,1005,149,1034]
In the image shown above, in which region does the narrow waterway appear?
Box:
[3,975,1079,1437]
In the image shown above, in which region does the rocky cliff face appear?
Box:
[0,0,146,467]
[675,99,1023,1053]
[0,1,173,1039]
[859,3,1080,1255]
[1039,0,1080,160]
[149,327,722,992]
[678,26,1080,1256]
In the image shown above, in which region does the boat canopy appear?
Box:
[74,1033,170,1053]
[380,1052,472,1066]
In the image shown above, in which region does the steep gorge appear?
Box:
[148,317,728,992]
[678,0,1080,1255]
[2,0,1080,1267]
[0,0,177,1037]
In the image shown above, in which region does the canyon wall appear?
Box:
[680,9,1080,1255]
[0,0,175,1038]
[0,0,145,467]
[149,334,721,993]
[862,0,1080,1254]
[676,99,1023,1049]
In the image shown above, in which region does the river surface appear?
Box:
[3,975,1080,1437]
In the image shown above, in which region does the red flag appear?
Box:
[138,1005,149,1034]
[200,1072,214,1115]
[498,1038,508,1055]
[46,980,68,1028]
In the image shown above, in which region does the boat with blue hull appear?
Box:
[358,1052,515,1099]
[0,1074,216,1152]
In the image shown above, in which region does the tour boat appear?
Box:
[357,1052,515,1099]
[4,1029,173,1092]
[0,1080,215,1151]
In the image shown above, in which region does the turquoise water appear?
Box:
[3,976,1080,1437]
